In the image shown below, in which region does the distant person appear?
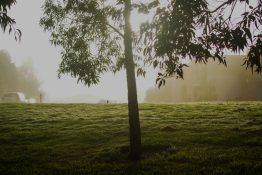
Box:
[40,93,43,103]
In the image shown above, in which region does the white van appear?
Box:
[1,92,26,103]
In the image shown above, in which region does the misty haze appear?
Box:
[0,0,261,175]
[145,56,262,103]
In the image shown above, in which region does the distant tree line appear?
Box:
[0,50,41,99]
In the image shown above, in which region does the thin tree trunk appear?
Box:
[123,0,141,160]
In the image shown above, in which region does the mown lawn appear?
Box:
[0,102,262,175]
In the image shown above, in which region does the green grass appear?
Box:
[0,102,262,175]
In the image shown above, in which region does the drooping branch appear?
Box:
[0,0,21,41]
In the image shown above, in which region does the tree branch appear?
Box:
[226,0,237,25]
[204,0,235,13]
[64,15,124,38]
[106,22,124,38]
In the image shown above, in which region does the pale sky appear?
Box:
[0,0,157,102]
[0,1,256,102]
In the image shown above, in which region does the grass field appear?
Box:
[0,102,262,175]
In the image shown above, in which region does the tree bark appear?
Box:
[123,0,142,160]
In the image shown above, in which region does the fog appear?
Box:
[0,50,41,100]
[0,0,156,103]
[145,56,262,103]
[1,1,260,103]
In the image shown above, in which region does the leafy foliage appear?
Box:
[40,0,128,86]
[139,0,262,87]
[40,0,161,86]
[0,0,21,41]
[41,0,261,88]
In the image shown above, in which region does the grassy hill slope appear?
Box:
[0,102,261,175]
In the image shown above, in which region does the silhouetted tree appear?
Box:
[0,0,21,40]
[40,0,261,159]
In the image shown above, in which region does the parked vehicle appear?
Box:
[1,92,26,103]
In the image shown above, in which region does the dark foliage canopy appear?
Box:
[41,0,261,87]
[139,0,261,87]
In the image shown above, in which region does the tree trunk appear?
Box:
[123,0,141,160]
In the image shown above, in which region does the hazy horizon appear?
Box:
[0,0,157,102]
[0,0,257,103]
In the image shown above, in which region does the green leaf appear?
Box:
[243,28,252,42]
